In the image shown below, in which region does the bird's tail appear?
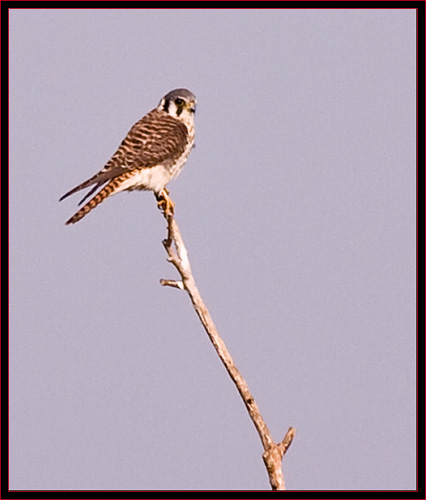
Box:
[65,176,126,225]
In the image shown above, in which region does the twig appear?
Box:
[158,203,295,490]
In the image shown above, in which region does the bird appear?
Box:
[59,88,196,225]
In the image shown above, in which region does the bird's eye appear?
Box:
[175,98,185,106]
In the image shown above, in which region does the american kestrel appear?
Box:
[60,88,196,225]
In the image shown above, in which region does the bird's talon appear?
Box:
[156,189,175,216]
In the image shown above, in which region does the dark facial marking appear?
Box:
[175,98,185,116]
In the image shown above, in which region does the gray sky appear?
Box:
[9,8,416,491]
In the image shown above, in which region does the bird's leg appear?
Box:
[155,188,175,216]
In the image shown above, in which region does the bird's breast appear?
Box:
[115,165,174,194]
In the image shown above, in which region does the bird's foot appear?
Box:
[156,188,175,217]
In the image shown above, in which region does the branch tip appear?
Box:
[278,427,296,456]
[160,279,185,290]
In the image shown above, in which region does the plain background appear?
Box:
[9,8,417,491]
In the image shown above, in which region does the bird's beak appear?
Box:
[188,101,196,113]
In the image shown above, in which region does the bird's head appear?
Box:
[158,88,196,124]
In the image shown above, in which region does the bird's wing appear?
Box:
[59,110,188,202]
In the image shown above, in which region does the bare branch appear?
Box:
[158,203,295,490]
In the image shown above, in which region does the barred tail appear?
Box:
[65,180,118,225]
